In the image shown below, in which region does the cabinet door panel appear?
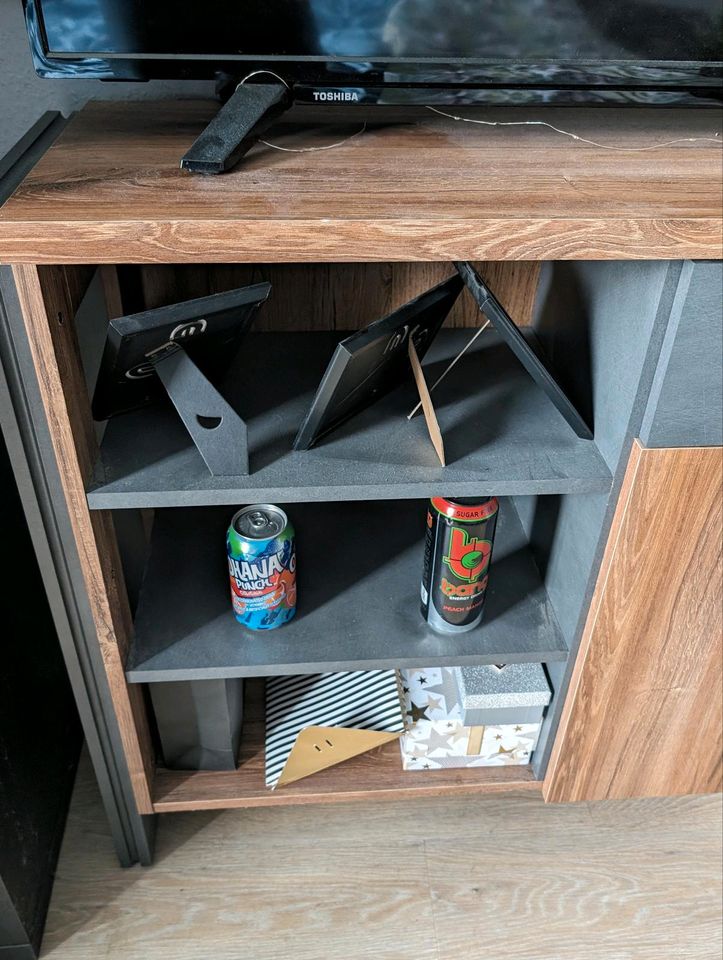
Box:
[545,441,722,803]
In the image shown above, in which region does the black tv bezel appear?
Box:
[23,0,723,104]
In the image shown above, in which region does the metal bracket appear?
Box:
[152,346,249,476]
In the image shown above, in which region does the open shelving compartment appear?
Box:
[130,492,566,810]
[151,678,539,812]
[127,498,568,682]
[67,254,675,812]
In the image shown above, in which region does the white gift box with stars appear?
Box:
[400,667,542,770]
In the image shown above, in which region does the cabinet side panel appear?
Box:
[11,263,155,815]
[544,441,722,802]
[640,260,723,448]
[532,260,677,472]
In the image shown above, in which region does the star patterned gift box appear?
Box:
[399,667,544,770]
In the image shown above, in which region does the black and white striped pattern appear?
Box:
[265,671,405,789]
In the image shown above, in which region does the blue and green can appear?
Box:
[227,504,296,630]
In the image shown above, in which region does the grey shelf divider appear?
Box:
[88,329,612,509]
[126,498,568,683]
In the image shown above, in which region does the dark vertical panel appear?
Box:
[0,267,156,866]
[640,260,723,447]
[0,429,81,958]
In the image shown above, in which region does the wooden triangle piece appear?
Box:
[408,338,446,466]
[276,725,402,787]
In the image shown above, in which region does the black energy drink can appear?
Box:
[420,496,499,634]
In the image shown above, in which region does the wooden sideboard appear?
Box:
[0,103,720,864]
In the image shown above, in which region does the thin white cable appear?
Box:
[426,104,722,151]
[407,320,491,419]
[259,124,367,153]
[233,75,722,155]
[237,69,367,153]
[236,68,292,91]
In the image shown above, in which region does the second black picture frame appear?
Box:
[293,275,464,450]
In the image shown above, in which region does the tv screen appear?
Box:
[25,0,722,104]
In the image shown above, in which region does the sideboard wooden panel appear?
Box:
[126,261,541,330]
[12,263,155,815]
[545,440,723,803]
[1,102,720,263]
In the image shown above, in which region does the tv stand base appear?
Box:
[180,81,291,175]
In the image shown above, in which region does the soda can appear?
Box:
[420,496,499,634]
[227,504,296,630]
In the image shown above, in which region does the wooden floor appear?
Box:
[41,754,722,960]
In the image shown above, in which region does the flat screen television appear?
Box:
[24,0,723,106]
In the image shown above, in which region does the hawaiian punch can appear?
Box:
[420,496,499,634]
[227,505,296,630]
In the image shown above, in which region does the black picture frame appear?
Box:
[92,282,271,421]
[293,275,464,450]
[455,261,594,440]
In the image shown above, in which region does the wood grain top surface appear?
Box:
[0,100,721,263]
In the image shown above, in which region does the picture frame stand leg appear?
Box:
[152,348,249,476]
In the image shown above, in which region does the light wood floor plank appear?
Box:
[41,755,722,960]
[587,792,722,831]
[425,820,722,960]
[147,791,595,861]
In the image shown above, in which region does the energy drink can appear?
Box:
[420,496,499,634]
[227,504,296,630]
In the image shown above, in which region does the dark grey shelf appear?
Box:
[89,330,611,509]
[126,498,568,683]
